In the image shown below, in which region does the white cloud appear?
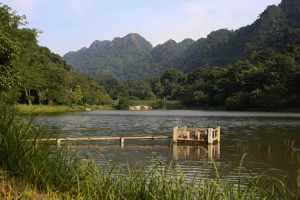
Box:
[147,0,281,45]
[135,3,208,46]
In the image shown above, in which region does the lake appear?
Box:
[32,110,300,190]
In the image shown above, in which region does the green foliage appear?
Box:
[225,92,250,110]
[0,3,112,107]
[72,85,83,105]
[181,48,300,110]
[121,80,156,100]
[63,34,196,80]
[0,105,82,192]
[97,75,121,100]
[95,46,300,111]
[150,99,166,109]
[0,4,23,95]
[0,34,20,92]
[117,96,129,110]
[64,33,157,80]
[160,68,186,100]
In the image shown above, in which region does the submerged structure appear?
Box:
[172,126,220,144]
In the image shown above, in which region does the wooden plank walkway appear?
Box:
[33,136,173,146]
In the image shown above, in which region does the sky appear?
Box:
[2,0,281,56]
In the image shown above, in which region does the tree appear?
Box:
[97,75,121,100]
[117,96,129,110]
[72,85,83,105]
[161,68,186,100]
[225,92,250,110]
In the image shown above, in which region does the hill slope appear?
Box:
[182,0,300,71]
[64,0,299,79]
[64,33,156,80]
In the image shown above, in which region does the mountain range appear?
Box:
[63,0,300,80]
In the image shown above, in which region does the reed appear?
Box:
[0,105,298,199]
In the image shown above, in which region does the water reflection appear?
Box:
[68,142,221,162]
[173,143,220,161]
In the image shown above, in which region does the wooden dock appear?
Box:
[34,136,172,146]
[32,126,220,146]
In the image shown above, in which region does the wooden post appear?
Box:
[120,137,124,145]
[173,126,178,143]
[196,131,200,140]
[57,138,62,147]
[186,131,190,139]
[183,126,187,138]
[207,128,213,144]
[208,144,213,160]
[216,126,221,143]
[216,142,220,158]
[173,143,178,160]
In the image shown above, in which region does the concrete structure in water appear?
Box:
[129,105,152,110]
[172,126,220,144]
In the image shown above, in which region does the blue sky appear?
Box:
[2,0,281,56]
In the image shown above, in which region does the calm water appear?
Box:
[33,110,300,189]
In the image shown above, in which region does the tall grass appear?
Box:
[15,104,85,113]
[15,104,116,114]
[0,104,298,199]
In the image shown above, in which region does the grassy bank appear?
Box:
[15,104,115,114]
[0,105,298,199]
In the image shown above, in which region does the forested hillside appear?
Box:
[64,33,158,80]
[64,33,196,80]
[0,4,112,106]
[95,0,300,111]
[182,0,300,71]
[64,0,299,80]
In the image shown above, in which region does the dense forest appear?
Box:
[1,0,300,111]
[98,46,300,110]
[0,4,112,106]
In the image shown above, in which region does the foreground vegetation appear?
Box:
[0,105,298,199]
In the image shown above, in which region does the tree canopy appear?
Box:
[0,4,112,106]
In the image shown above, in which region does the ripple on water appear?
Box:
[31,110,300,190]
